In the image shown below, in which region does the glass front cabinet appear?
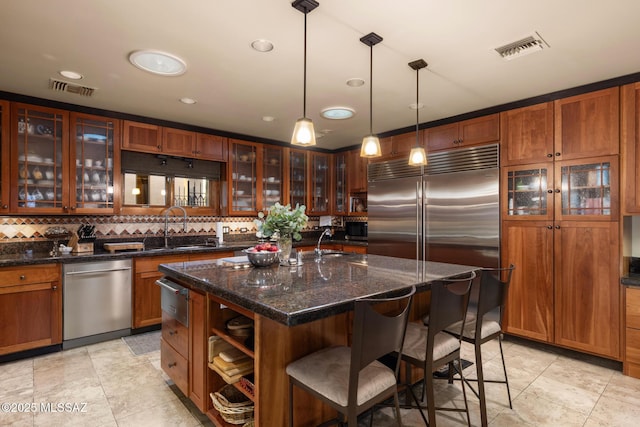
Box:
[288,148,307,209]
[0,101,9,214]
[333,152,347,215]
[503,156,617,221]
[12,104,69,214]
[309,152,330,215]
[228,140,259,215]
[71,113,120,214]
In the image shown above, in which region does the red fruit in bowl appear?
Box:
[263,242,272,249]
[268,246,278,252]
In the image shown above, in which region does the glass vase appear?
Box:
[278,234,293,264]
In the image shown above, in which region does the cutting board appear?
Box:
[103,242,144,253]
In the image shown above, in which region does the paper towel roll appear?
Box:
[216,222,224,244]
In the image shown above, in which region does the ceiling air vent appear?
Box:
[495,31,549,60]
[48,78,96,97]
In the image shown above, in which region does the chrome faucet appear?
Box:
[163,205,188,248]
[315,228,333,257]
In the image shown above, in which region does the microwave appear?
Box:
[345,221,367,241]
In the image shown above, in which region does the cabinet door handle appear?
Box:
[20,275,26,280]
[555,225,561,229]
[554,189,561,193]
[547,189,553,194]
[555,152,561,157]
[547,153,553,158]
[2,204,7,209]
[52,285,57,290]
[547,225,553,230]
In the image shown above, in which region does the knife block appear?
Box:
[73,242,94,253]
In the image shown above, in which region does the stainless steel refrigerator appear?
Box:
[367,144,499,268]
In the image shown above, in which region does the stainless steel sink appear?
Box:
[172,244,214,250]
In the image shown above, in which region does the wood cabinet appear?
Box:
[133,251,233,329]
[123,120,228,161]
[553,221,620,358]
[624,287,640,378]
[501,88,621,359]
[122,120,161,153]
[621,82,640,214]
[162,127,196,157]
[196,133,228,162]
[424,113,499,152]
[342,244,367,254]
[501,102,554,166]
[0,100,9,214]
[332,152,347,215]
[308,152,331,215]
[554,87,619,160]
[378,131,422,160]
[288,148,308,210]
[0,264,61,355]
[347,149,368,193]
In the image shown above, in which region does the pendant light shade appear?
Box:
[291,0,319,147]
[408,59,428,166]
[359,32,383,158]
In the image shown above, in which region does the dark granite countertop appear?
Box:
[621,274,640,287]
[0,238,367,267]
[158,253,477,326]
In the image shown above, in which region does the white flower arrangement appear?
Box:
[254,203,308,241]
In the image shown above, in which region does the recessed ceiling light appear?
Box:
[251,39,274,52]
[59,70,83,80]
[346,78,365,87]
[262,116,275,122]
[321,107,355,120]
[180,97,197,104]
[129,50,187,76]
[409,102,424,110]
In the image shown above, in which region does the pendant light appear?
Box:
[291,0,319,147]
[359,32,383,158]
[408,59,428,166]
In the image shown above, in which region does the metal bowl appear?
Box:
[243,248,281,267]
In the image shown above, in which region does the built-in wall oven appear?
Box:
[62,259,132,349]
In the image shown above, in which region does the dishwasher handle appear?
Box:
[156,278,188,297]
[65,267,132,276]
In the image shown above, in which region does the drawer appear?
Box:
[626,287,640,329]
[161,339,188,395]
[626,327,640,364]
[0,264,59,287]
[162,311,188,358]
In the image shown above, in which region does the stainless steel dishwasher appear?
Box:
[63,259,132,349]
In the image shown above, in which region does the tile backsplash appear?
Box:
[0,215,324,243]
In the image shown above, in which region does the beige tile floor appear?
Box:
[0,335,639,426]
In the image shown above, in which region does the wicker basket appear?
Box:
[210,384,254,425]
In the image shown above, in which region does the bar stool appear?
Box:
[445,265,515,427]
[286,286,416,426]
[400,271,476,426]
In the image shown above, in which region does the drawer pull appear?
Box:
[168,362,177,368]
[20,275,26,280]
[169,330,177,336]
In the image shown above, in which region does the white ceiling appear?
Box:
[2,0,640,151]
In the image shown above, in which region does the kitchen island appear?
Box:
[158,253,477,426]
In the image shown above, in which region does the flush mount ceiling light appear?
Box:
[59,70,83,80]
[251,39,274,52]
[179,97,197,104]
[129,50,187,76]
[408,59,428,166]
[290,0,319,147]
[359,32,383,158]
[321,107,355,120]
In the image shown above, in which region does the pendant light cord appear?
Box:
[369,44,373,135]
[303,11,307,119]
[415,67,420,147]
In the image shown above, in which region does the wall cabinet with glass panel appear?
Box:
[11,104,69,214]
[288,148,308,210]
[70,113,120,214]
[0,101,9,214]
[309,152,330,215]
[333,152,347,215]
